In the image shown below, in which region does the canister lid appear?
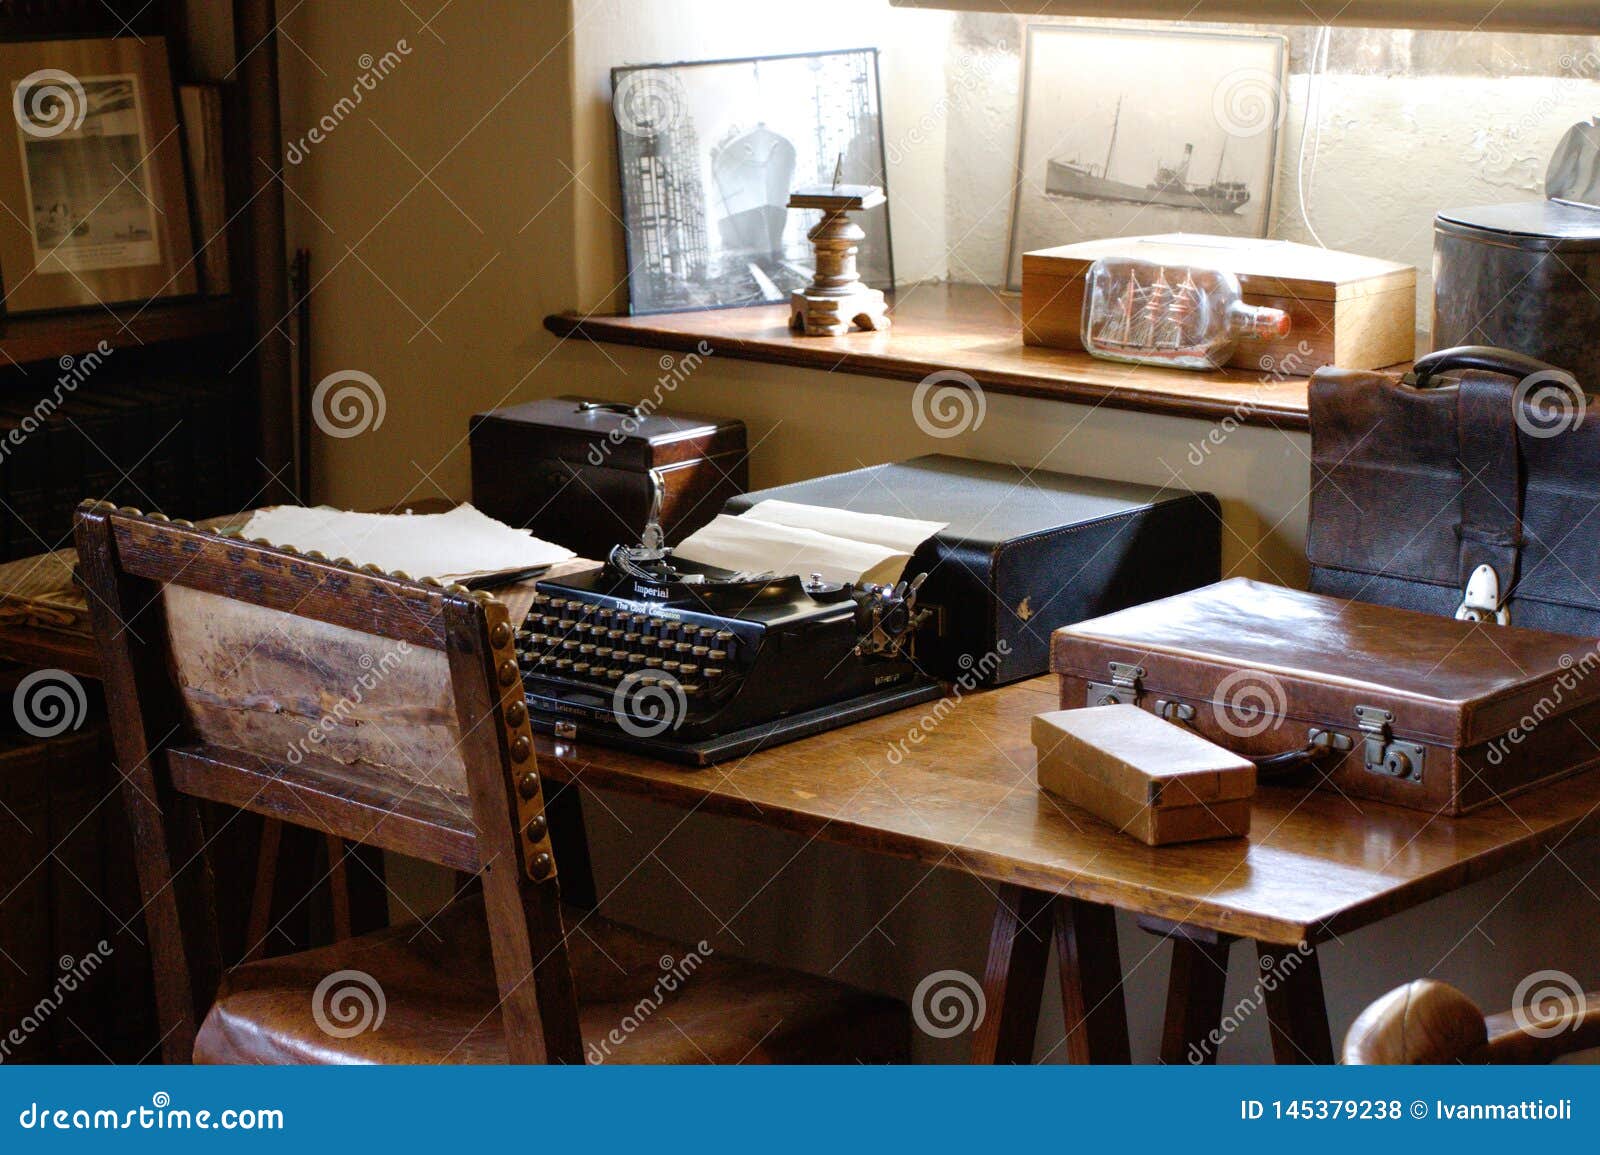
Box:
[1436,200,1600,250]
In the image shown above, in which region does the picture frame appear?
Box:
[0,36,197,314]
[612,47,893,316]
[1005,24,1286,291]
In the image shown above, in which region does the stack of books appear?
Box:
[0,374,254,560]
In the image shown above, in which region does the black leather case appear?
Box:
[724,455,1221,685]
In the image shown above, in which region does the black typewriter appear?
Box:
[517,511,943,765]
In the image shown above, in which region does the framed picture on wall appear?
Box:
[1004,24,1286,290]
[612,47,893,316]
[0,36,196,313]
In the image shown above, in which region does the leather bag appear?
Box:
[1308,345,1600,635]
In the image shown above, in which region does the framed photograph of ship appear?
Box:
[0,36,196,313]
[1004,25,1286,291]
[612,48,892,316]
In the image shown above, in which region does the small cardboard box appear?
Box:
[1032,705,1254,846]
[1021,235,1416,372]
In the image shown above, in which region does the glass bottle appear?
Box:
[1081,257,1290,370]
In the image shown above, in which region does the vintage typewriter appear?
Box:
[517,505,943,765]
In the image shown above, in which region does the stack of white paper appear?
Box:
[673,500,946,586]
[238,504,575,583]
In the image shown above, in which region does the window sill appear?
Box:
[543,283,1378,432]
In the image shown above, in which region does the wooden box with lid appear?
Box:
[1032,704,1254,846]
[470,395,747,563]
[1021,235,1416,371]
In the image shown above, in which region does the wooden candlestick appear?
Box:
[787,184,890,337]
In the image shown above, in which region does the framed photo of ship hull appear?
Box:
[0,36,196,313]
[1004,25,1285,291]
[612,48,892,316]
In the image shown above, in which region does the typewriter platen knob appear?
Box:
[803,571,851,602]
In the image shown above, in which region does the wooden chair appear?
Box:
[1343,979,1600,1064]
[75,503,909,1064]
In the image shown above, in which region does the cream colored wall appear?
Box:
[262,0,579,511]
[258,1,1599,1063]
[266,0,1306,583]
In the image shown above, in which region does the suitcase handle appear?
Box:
[575,400,646,419]
[1406,345,1568,389]
[1251,742,1330,780]
[1159,706,1350,781]
[1250,729,1357,781]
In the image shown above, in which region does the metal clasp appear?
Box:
[1087,662,1145,707]
[1354,705,1424,782]
[1155,698,1196,724]
[1455,563,1509,625]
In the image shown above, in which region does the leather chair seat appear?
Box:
[195,896,908,1064]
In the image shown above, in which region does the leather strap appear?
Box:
[1455,371,1524,598]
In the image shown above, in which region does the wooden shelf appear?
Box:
[0,296,244,369]
[544,283,1374,432]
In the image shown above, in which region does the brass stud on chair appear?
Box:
[390,570,413,582]
[334,556,354,567]
[470,590,494,606]
[518,770,540,800]
[172,519,196,529]
[506,701,528,727]
[524,815,548,842]
[447,583,471,595]
[118,506,143,515]
[511,734,532,763]
[360,563,384,575]
[306,550,328,561]
[147,511,171,522]
[529,851,553,879]
[420,576,443,588]
[490,622,512,648]
[497,658,519,686]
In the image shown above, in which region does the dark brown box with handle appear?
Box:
[1051,578,1600,815]
[469,395,747,564]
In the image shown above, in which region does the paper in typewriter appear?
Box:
[673,500,946,585]
[238,504,575,583]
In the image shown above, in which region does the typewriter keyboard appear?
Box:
[515,592,747,702]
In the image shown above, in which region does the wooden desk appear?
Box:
[0,541,105,676]
[14,533,1600,1063]
[536,677,1600,1064]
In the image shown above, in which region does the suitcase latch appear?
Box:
[1454,563,1509,625]
[1087,662,1145,707]
[1355,705,1424,782]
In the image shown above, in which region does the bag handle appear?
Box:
[1405,345,1566,389]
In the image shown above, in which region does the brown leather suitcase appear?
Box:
[469,395,747,563]
[1051,578,1600,815]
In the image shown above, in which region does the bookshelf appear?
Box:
[0,0,293,505]
[0,297,244,369]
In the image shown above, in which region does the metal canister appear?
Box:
[1433,200,1600,388]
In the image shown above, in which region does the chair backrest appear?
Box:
[74,501,582,1064]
